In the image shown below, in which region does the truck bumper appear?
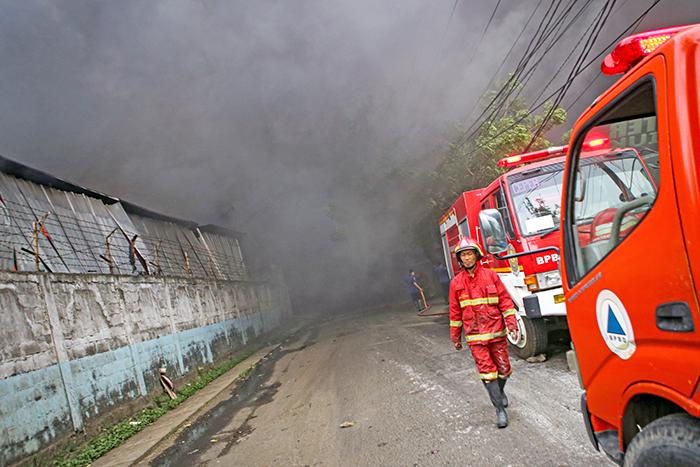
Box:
[523,287,566,318]
[581,393,624,466]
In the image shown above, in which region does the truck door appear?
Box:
[562,61,700,428]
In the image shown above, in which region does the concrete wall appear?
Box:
[0,271,292,466]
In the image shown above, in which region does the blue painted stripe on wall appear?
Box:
[0,307,284,466]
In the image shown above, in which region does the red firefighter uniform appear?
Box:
[450,263,518,381]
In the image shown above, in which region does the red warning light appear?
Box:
[601,25,696,75]
[583,137,609,150]
[498,146,568,168]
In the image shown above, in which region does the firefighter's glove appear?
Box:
[454,341,462,351]
[509,329,519,342]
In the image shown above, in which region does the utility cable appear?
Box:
[461,0,502,70]
[525,0,663,150]
[524,0,598,110]
[514,0,598,104]
[525,0,618,151]
[457,0,579,146]
[453,0,558,140]
[564,70,603,111]
[417,0,462,97]
[458,0,546,131]
[452,0,663,162]
[467,0,612,154]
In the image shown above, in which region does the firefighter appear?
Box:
[450,237,519,428]
[405,269,424,311]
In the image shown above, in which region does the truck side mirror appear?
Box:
[478,209,509,254]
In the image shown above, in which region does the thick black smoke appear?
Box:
[0,0,697,313]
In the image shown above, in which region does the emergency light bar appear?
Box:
[498,146,568,168]
[601,24,697,75]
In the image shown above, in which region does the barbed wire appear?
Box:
[0,196,249,281]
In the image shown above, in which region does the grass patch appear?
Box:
[51,344,267,467]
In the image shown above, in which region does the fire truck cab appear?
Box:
[480,24,700,466]
[439,148,571,360]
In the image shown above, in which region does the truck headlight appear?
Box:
[539,271,562,289]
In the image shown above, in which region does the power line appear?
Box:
[458,0,546,128]
[454,0,664,161]
[495,0,589,110]
[462,0,503,70]
[513,0,598,104]
[456,0,582,148]
[524,0,664,150]
[524,0,618,151]
[565,72,603,111]
[416,0,507,126]
[525,0,599,109]
[417,0,462,97]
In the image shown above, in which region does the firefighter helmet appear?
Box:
[454,236,484,263]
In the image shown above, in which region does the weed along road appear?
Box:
[141,305,609,467]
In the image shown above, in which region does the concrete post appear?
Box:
[40,275,83,431]
[117,284,148,397]
[162,280,185,374]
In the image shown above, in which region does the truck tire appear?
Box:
[508,315,548,360]
[624,413,700,467]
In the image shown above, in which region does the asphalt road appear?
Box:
[141,304,612,467]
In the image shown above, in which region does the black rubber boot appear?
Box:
[497,377,509,408]
[485,380,508,428]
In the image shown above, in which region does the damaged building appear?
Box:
[0,155,293,466]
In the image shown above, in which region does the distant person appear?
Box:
[433,262,451,304]
[449,237,518,429]
[405,269,424,311]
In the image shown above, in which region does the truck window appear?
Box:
[458,217,469,238]
[509,163,564,236]
[566,80,658,283]
[495,187,516,239]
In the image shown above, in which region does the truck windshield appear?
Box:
[508,150,656,237]
[574,149,657,225]
[508,163,565,237]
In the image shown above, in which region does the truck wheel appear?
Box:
[508,315,548,360]
[624,413,700,467]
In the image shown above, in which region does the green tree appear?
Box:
[409,85,567,259]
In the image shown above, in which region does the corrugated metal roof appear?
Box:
[0,155,247,279]
[0,154,243,239]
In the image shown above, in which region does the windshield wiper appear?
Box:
[539,226,559,238]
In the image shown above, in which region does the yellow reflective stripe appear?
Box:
[479,371,498,380]
[459,297,499,307]
[502,309,516,318]
[491,266,523,273]
[450,320,463,327]
[465,330,507,342]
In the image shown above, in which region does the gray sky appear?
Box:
[0,0,697,310]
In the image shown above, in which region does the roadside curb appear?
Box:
[90,344,280,467]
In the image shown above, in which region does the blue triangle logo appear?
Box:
[607,306,625,335]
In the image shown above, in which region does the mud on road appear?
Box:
[142,305,609,467]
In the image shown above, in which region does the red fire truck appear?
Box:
[479,24,700,466]
[440,140,656,360]
[439,147,571,360]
